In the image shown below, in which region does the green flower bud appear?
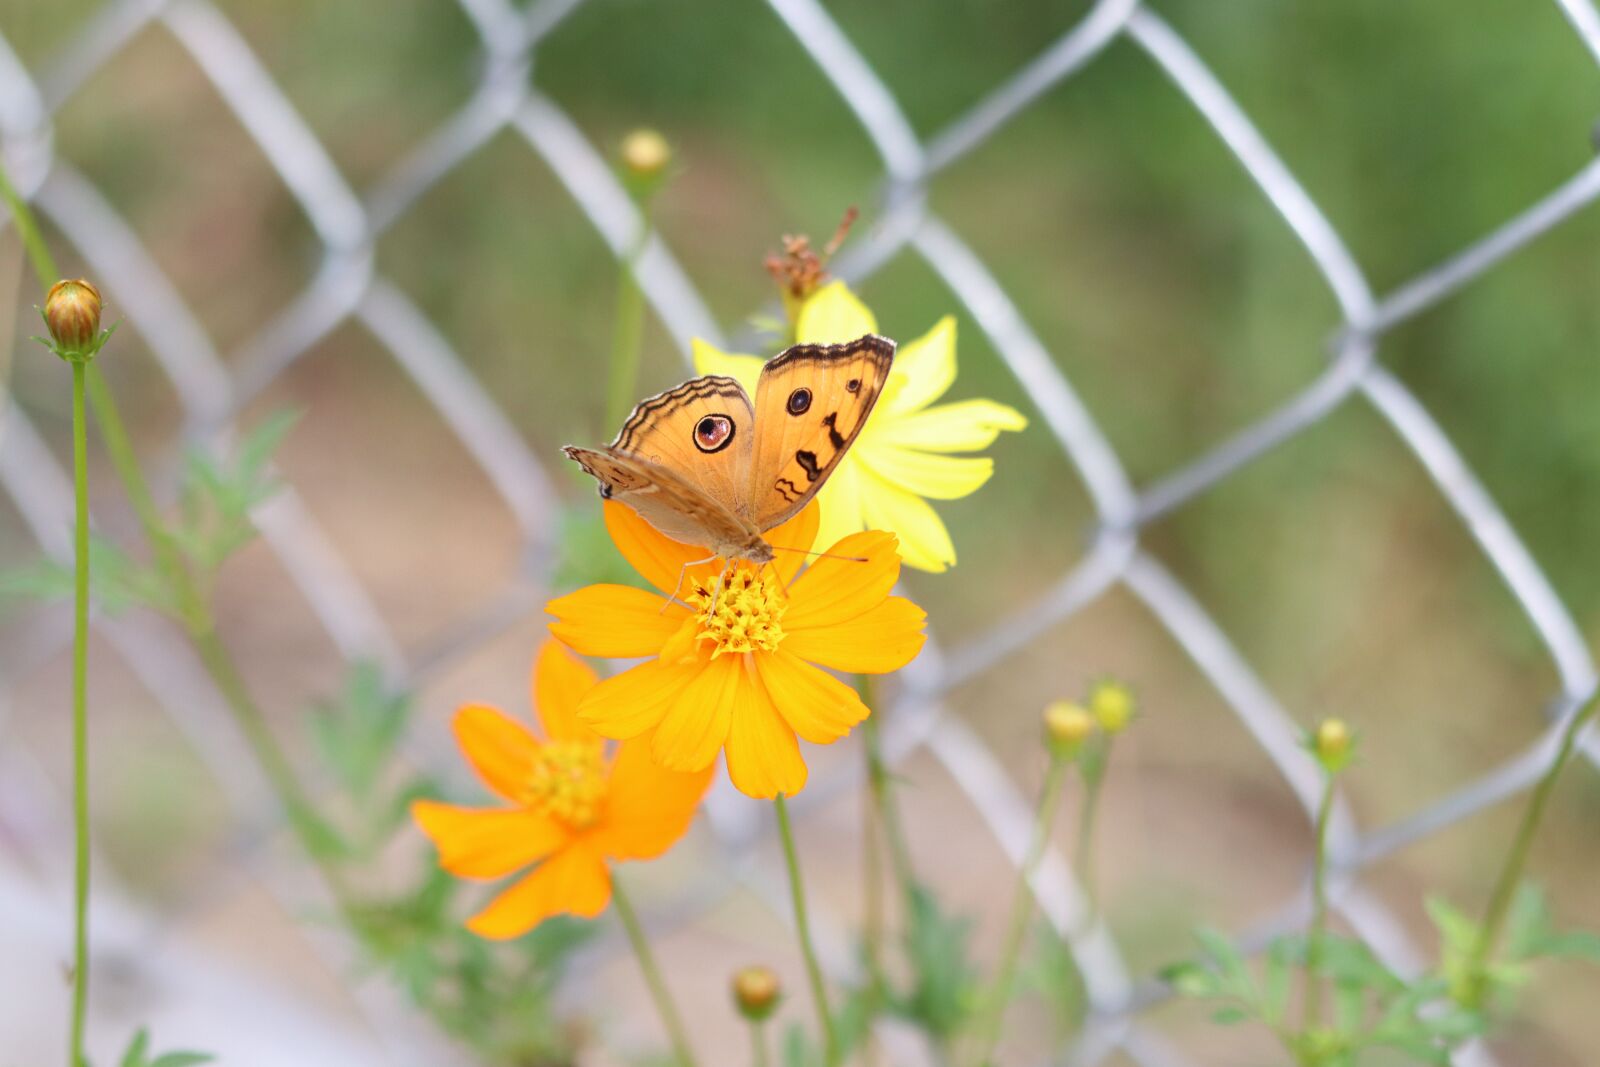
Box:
[1088,680,1135,734]
[620,128,671,181]
[1043,700,1095,758]
[732,965,781,1022]
[1311,717,1356,773]
[43,279,103,361]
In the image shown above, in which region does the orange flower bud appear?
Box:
[43,279,103,361]
[731,965,781,1022]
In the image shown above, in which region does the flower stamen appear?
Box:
[689,565,787,656]
[520,740,607,828]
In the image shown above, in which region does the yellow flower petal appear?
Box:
[876,398,1028,453]
[725,663,808,798]
[412,801,567,879]
[886,316,957,414]
[858,470,957,573]
[547,583,688,658]
[756,649,869,745]
[579,658,699,739]
[782,597,927,674]
[784,530,900,631]
[691,338,762,396]
[859,444,995,501]
[602,500,723,598]
[811,460,864,558]
[454,704,540,803]
[596,738,712,860]
[651,653,742,771]
[530,641,601,743]
[796,281,878,345]
[467,844,611,940]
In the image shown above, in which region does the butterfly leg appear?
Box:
[707,560,733,616]
[660,554,722,614]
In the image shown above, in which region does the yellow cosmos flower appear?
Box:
[546,500,926,798]
[412,642,712,939]
[694,281,1027,572]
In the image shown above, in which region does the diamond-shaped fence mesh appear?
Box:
[2,1,1598,1064]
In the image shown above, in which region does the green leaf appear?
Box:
[170,409,299,574]
[782,1022,821,1067]
[1023,923,1087,1036]
[119,1029,150,1067]
[1210,1006,1250,1026]
[1160,960,1224,999]
[148,1053,214,1067]
[309,662,411,800]
[897,883,981,1038]
[1193,926,1256,1002]
[1424,896,1479,957]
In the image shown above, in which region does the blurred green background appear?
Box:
[2,0,1599,1063]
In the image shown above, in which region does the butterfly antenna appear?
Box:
[768,544,868,564]
[661,553,722,614]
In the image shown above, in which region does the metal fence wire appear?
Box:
[2,0,1600,1064]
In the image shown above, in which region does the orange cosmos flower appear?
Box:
[412,641,712,939]
[546,500,926,799]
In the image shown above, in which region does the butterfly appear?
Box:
[564,333,895,568]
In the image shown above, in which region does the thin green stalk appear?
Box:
[1303,773,1337,1032]
[0,163,57,286]
[1464,688,1600,995]
[749,1018,770,1067]
[68,361,89,1067]
[970,755,1070,1067]
[861,748,884,1067]
[611,876,700,1067]
[860,678,915,894]
[1071,760,1104,929]
[775,793,839,1067]
[604,215,651,433]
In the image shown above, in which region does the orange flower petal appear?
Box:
[756,649,869,744]
[531,640,600,743]
[412,800,566,879]
[651,652,743,772]
[454,703,539,803]
[547,584,687,658]
[578,658,697,739]
[783,530,901,631]
[763,500,820,587]
[466,844,611,940]
[603,500,722,597]
[727,662,808,798]
[782,596,927,674]
[596,738,713,860]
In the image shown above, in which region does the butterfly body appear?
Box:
[564,334,896,563]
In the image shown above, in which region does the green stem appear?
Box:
[860,678,915,894]
[68,361,89,1067]
[0,162,58,286]
[604,209,651,433]
[1464,688,1600,997]
[1303,773,1337,1032]
[970,755,1070,1067]
[861,734,884,1067]
[1071,760,1104,930]
[611,876,700,1067]
[750,1019,770,1067]
[775,793,839,1067]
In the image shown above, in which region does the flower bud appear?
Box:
[43,279,103,360]
[1311,717,1355,773]
[1088,680,1135,734]
[620,128,671,182]
[1043,700,1095,758]
[732,965,781,1022]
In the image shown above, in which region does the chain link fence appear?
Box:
[2,1,1599,1064]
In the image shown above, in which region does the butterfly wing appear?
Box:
[746,334,895,531]
[564,373,758,551]
[563,446,754,551]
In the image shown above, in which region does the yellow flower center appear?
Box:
[689,566,787,656]
[520,741,606,828]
